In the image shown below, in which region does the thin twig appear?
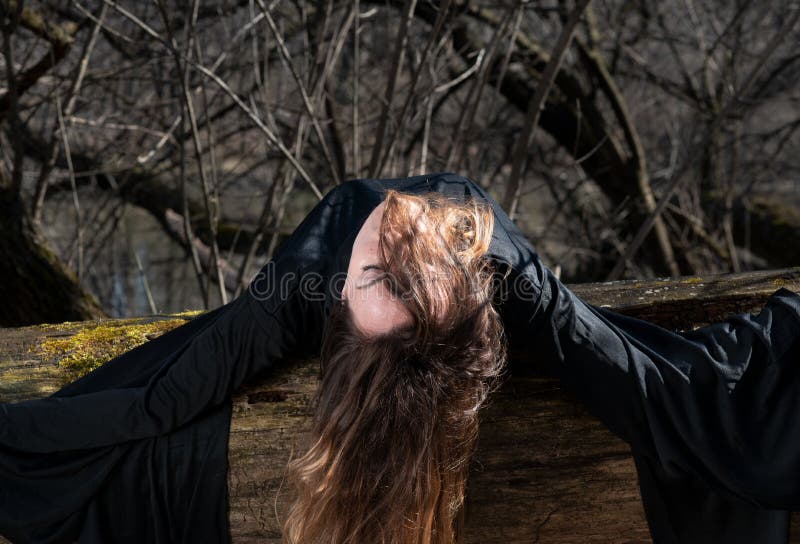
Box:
[444,3,514,171]
[501,0,594,219]
[257,0,341,184]
[159,0,228,304]
[352,0,361,176]
[55,92,85,283]
[575,31,680,276]
[367,0,417,177]
[375,0,452,175]
[235,4,355,291]
[32,3,106,226]
[102,0,321,199]
[133,250,158,314]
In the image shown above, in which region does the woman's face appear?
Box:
[342,200,413,336]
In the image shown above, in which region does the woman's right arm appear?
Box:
[0,185,359,454]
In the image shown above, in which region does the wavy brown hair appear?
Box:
[282,189,507,544]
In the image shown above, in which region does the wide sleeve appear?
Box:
[0,178,353,454]
[468,178,800,542]
[1,288,313,453]
[494,223,800,506]
[0,189,337,543]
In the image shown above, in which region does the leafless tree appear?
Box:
[1,0,798,326]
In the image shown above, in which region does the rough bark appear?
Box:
[2,268,800,542]
[0,187,105,327]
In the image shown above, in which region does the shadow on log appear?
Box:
[2,268,800,543]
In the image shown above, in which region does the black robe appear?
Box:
[2,173,800,543]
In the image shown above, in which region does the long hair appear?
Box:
[283,189,507,544]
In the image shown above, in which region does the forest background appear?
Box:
[1,0,798,326]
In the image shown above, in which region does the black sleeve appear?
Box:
[456,177,800,542]
[0,181,353,452]
[507,256,800,543]
[505,258,800,508]
[460,177,800,507]
[0,286,312,454]
[0,189,336,543]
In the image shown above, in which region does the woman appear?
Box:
[1,173,799,543]
[282,188,506,543]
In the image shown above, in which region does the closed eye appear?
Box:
[356,264,385,289]
[356,264,400,296]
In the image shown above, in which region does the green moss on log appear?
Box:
[30,318,190,384]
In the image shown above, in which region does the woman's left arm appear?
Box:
[500,236,800,509]
[457,166,800,508]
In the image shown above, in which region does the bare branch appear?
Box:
[606,4,800,280]
[367,0,417,177]
[502,0,594,217]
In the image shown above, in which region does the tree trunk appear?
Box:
[730,195,800,269]
[0,188,105,327]
[1,268,800,542]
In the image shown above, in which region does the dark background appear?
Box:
[1,0,798,325]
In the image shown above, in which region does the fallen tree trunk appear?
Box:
[2,267,800,543]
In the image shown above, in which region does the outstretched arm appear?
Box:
[0,187,353,544]
[0,185,355,453]
[507,258,800,506]
[460,177,800,510]
[0,270,322,455]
